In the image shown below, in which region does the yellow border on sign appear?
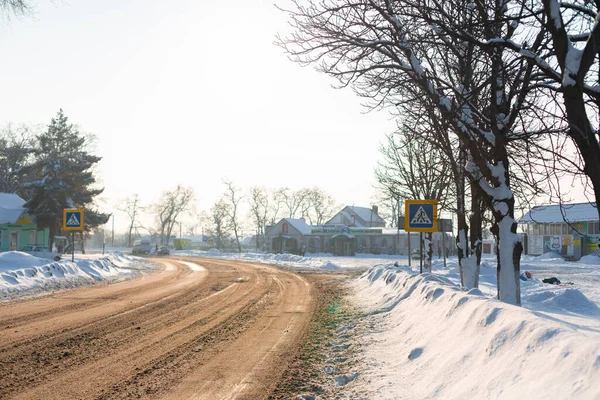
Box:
[404,200,438,232]
[63,208,85,231]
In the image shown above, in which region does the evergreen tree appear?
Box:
[22,109,109,250]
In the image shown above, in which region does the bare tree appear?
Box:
[489,0,600,221]
[269,188,287,225]
[0,0,31,18]
[153,185,194,245]
[248,186,270,250]
[375,128,453,273]
[204,201,232,251]
[275,187,311,219]
[278,0,550,304]
[0,123,36,193]
[305,187,338,225]
[222,179,243,253]
[117,194,144,247]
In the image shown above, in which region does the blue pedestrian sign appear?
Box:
[63,209,84,231]
[404,200,437,232]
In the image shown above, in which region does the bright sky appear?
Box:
[0,0,396,232]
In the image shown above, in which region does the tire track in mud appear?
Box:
[0,257,316,400]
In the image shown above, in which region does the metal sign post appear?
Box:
[407,231,411,267]
[419,232,423,274]
[442,231,447,269]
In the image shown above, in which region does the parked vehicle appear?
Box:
[411,249,422,260]
[132,239,152,255]
[157,246,170,256]
[20,245,61,261]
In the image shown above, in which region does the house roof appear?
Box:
[0,193,26,208]
[284,218,313,235]
[518,202,598,224]
[0,193,27,224]
[345,205,385,224]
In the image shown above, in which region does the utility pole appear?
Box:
[111,214,115,247]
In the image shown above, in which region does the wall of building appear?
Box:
[0,225,49,251]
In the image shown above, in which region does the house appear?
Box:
[0,193,50,252]
[326,205,386,227]
[518,202,599,259]
[267,218,312,254]
[265,205,454,257]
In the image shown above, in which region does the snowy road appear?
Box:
[0,257,315,399]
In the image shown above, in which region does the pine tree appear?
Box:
[22,109,109,251]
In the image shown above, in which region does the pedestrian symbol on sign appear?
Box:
[410,207,432,225]
[66,213,80,227]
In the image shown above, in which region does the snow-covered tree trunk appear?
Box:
[456,148,478,289]
[474,158,522,305]
[491,207,522,305]
[423,232,433,273]
[469,184,483,288]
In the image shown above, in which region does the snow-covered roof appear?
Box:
[0,193,27,224]
[284,218,314,235]
[519,202,598,224]
[345,205,385,224]
[0,193,26,208]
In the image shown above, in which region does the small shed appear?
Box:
[519,202,599,259]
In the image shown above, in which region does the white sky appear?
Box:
[0,0,397,232]
[0,1,592,234]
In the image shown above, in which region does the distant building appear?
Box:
[265,205,453,257]
[0,193,50,252]
[518,202,599,259]
[327,205,386,228]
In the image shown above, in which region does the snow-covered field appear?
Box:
[1,248,599,398]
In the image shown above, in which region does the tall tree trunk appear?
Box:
[562,87,600,223]
[469,183,483,288]
[488,153,522,305]
[491,210,522,305]
[456,148,478,288]
[128,227,133,247]
[80,231,86,254]
[425,232,434,273]
[49,225,56,253]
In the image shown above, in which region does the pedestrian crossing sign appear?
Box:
[405,200,437,232]
[63,209,84,231]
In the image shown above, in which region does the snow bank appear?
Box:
[0,252,155,299]
[350,265,600,399]
[176,249,343,270]
[579,254,600,265]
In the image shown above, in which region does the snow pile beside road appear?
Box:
[0,252,154,299]
[349,265,600,400]
[176,249,343,270]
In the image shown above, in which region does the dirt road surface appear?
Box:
[0,257,316,399]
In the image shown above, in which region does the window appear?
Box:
[29,230,37,245]
[562,224,570,234]
[589,222,600,235]
[382,239,388,248]
[551,224,561,235]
